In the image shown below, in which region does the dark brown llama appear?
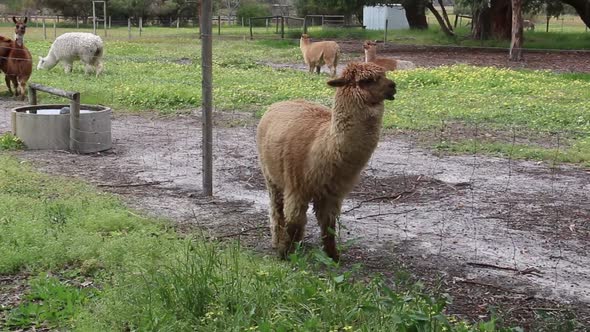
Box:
[4,17,32,99]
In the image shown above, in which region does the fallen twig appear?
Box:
[529,307,567,312]
[96,180,171,188]
[343,192,410,214]
[467,262,520,272]
[356,208,417,220]
[467,262,543,276]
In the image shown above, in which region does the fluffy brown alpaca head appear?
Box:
[327,62,396,105]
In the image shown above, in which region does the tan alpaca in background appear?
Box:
[300,34,340,77]
[256,62,397,261]
[363,40,416,71]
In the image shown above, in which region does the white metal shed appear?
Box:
[363,5,409,30]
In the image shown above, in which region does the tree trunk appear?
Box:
[403,1,429,29]
[472,6,491,39]
[437,0,454,29]
[490,0,512,39]
[426,3,455,36]
[561,0,590,28]
[509,0,524,61]
[472,0,512,39]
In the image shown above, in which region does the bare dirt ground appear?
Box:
[1,49,589,330]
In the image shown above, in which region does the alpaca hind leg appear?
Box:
[266,181,285,249]
[313,197,342,261]
[279,193,308,259]
[315,66,321,74]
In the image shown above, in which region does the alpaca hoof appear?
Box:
[324,246,340,262]
[277,240,300,260]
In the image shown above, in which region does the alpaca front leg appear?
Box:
[5,76,14,96]
[279,195,308,259]
[84,63,93,75]
[314,197,343,261]
[315,66,321,74]
[17,80,26,101]
[63,62,73,73]
[95,61,104,76]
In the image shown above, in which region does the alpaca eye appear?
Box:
[359,78,375,86]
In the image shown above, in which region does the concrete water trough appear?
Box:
[10,83,112,154]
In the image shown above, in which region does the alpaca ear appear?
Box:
[24,17,28,24]
[327,78,347,87]
[12,16,17,24]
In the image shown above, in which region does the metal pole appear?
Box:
[43,18,46,40]
[128,17,131,39]
[103,2,107,37]
[201,0,213,196]
[281,16,284,39]
[53,19,57,39]
[249,18,253,39]
[69,93,81,153]
[76,16,79,29]
[218,15,221,35]
[384,19,388,42]
[93,3,96,34]
[139,17,143,36]
[28,85,37,105]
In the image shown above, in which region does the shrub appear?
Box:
[0,133,25,150]
[237,1,272,27]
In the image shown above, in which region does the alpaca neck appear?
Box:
[327,96,384,164]
[365,48,377,62]
[300,39,310,50]
[13,34,23,47]
[42,54,59,69]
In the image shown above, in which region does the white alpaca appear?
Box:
[37,32,104,75]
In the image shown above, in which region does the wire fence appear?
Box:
[0,18,589,325]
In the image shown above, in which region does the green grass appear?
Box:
[0,132,25,150]
[3,26,590,164]
[0,155,521,331]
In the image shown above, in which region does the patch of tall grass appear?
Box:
[0,156,515,331]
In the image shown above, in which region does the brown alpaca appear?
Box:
[363,40,415,71]
[300,34,340,77]
[0,35,12,77]
[256,62,397,261]
[5,17,32,100]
